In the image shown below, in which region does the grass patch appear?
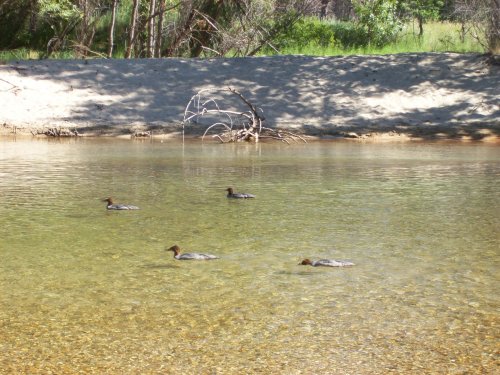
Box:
[0,20,485,61]
[0,48,40,61]
[262,20,484,56]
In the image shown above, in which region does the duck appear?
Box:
[166,245,219,260]
[299,258,355,267]
[226,187,255,199]
[103,197,139,210]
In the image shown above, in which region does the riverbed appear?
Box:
[0,138,498,373]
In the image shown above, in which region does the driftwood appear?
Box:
[134,131,152,138]
[182,87,306,144]
[0,78,21,93]
[32,127,80,137]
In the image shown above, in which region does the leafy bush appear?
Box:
[295,20,336,48]
[0,0,36,49]
[330,22,368,48]
[263,16,394,54]
[268,18,336,51]
[352,0,403,47]
[38,0,82,22]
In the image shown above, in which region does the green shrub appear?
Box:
[352,0,403,47]
[330,22,368,48]
[259,19,484,56]
[267,18,336,51]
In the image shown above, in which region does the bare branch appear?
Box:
[183,87,306,143]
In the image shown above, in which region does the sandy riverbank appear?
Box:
[0,53,498,141]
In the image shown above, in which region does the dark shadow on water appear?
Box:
[276,270,327,276]
[142,263,180,269]
[65,213,92,219]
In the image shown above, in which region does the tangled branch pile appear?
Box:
[32,127,80,137]
[182,88,306,144]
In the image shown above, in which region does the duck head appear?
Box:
[299,259,313,266]
[167,245,181,256]
[102,197,113,205]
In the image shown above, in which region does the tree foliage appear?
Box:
[0,0,496,57]
[352,0,402,46]
[38,0,81,21]
[454,0,500,53]
[398,0,445,36]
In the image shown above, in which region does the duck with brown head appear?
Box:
[166,245,219,260]
[226,187,255,199]
[103,197,139,210]
[299,258,354,267]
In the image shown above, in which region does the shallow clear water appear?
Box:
[0,138,498,374]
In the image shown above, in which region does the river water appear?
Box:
[0,138,498,374]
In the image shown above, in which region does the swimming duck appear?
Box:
[103,197,139,210]
[226,187,255,199]
[299,258,355,267]
[166,245,219,260]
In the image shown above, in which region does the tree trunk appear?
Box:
[125,0,140,58]
[108,0,118,58]
[190,1,220,57]
[147,0,157,57]
[319,0,329,19]
[29,0,37,34]
[163,9,195,57]
[490,0,500,54]
[331,0,353,21]
[76,0,89,57]
[417,14,424,37]
[155,0,166,57]
[74,0,99,58]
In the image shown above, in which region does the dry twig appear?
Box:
[182,87,306,144]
